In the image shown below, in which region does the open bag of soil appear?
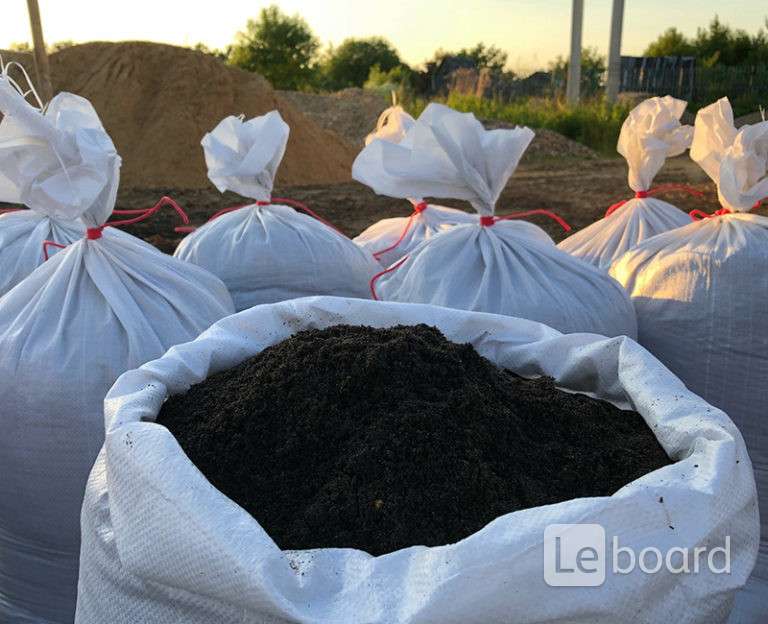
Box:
[558,96,695,270]
[76,297,758,624]
[610,97,768,623]
[174,110,379,311]
[0,76,235,623]
[353,103,637,338]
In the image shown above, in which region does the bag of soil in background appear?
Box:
[353,103,636,338]
[174,110,379,311]
[0,61,86,295]
[75,296,758,624]
[0,82,235,624]
[558,96,696,270]
[353,106,476,267]
[610,97,768,623]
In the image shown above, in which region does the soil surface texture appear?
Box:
[157,324,671,555]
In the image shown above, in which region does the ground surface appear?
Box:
[114,154,748,254]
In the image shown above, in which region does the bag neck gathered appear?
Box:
[690,97,768,218]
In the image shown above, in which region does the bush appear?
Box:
[319,38,401,91]
[405,94,631,155]
[228,5,319,90]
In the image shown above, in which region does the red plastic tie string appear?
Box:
[482,210,571,232]
[369,255,409,301]
[605,184,705,218]
[42,240,66,261]
[0,208,23,215]
[372,201,429,260]
[689,207,732,221]
[197,197,345,237]
[42,196,189,255]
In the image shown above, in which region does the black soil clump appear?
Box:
[157,324,671,555]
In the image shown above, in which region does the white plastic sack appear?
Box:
[690,98,768,212]
[355,103,636,337]
[0,71,100,294]
[558,96,693,270]
[610,99,768,623]
[0,209,83,294]
[76,296,758,624]
[354,201,477,267]
[175,111,379,311]
[354,106,477,267]
[0,87,235,624]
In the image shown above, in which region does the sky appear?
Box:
[2,0,766,75]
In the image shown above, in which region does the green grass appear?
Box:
[404,93,632,156]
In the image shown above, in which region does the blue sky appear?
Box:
[2,1,766,74]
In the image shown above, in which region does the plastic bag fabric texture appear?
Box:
[611,99,768,622]
[558,96,693,270]
[355,103,636,337]
[176,111,378,311]
[0,84,235,623]
[76,296,758,624]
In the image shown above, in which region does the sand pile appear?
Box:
[47,42,356,189]
[277,88,390,147]
[483,121,598,160]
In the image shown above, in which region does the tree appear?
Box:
[433,43,509,72]
[550,47,606,96]
[228,5,319,90]
[193,42,229,61]
[644,16,768,66]
[644,28,695,58]
[321,37,401,90]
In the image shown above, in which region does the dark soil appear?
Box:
[157,324,671,556]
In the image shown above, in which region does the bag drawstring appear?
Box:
[481,210,572,232]
[368,209,571,300]
[689,208,732,220]
[176,197,346,237]
[605,184,704,218]
[689,196,766,221]
[369,255,409,300]
[41,196,189,260]
[372,201,428,260]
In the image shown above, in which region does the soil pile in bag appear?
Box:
[47,42,355,188]
[157,324,670,556]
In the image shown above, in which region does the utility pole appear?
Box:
[606,0,625,103]
[26,0,53,103]
[566,0,584,106]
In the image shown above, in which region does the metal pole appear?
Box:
[606,0,625,103]
[26,0,53,103]
[566,0,584,106]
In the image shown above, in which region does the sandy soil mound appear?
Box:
[47,42,356,188]
[482,121,598,160]
[277,88,391,148]
[279,88,599,161]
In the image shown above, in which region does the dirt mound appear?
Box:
[157,323,670,555]
[277,88,390,148]
[483,121,598,160]
[47,42,356,189]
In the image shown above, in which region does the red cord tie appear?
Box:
[481,210,571,232]
[42,196,190,260]
[193,197,345,237]
[372,201,429,260]
[369,255,409,300]
[605,184,704,218]
[689,207,733,220]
